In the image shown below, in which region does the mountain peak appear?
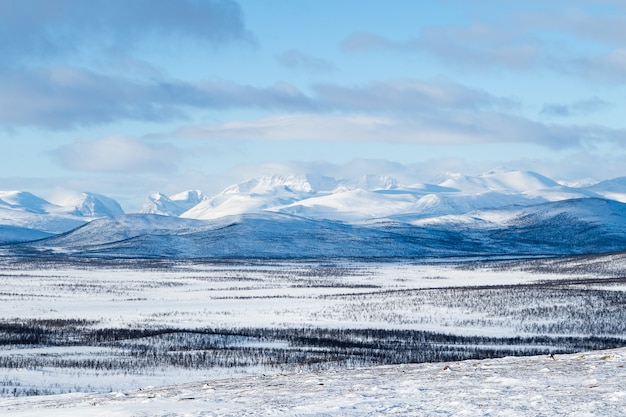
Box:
[55,192,125,217]
[223,175,335,195]
[141,190,206,217]
[0,191,55,214]
[440,170,560,194]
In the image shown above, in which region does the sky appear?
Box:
[2,0,626,210]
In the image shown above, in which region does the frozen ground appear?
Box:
[1,254,625,414]
[1,347,624,416]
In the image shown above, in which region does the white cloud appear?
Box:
[51,136,182,173]
[172,111,626,150]
[341,3,626,83]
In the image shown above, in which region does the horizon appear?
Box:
[2,0,626,211]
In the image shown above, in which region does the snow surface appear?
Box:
[1,347,624,416]
[1,254,625,415]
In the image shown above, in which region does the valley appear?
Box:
[1,254,625,397]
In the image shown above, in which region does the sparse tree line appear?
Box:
[313,279,626,336]
[1,321,624,380]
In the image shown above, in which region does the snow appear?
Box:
[0,191,54,214]
[50,192,124,217]
[141,191,206,216]
[1,255,625,415]
[1,347,624,416]
[439,170,560,193]
[0,191,123,243]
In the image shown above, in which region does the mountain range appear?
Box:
[2,170,626,258]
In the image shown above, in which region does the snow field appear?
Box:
[0,255,625,414]
[1,347,624,416]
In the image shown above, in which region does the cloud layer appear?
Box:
[52,136,182,173]
[0,0,247,63]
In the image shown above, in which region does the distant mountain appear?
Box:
[0,191,57,214]
[53,192,124,217]
[405,197,626,255]
[0,191,124,244]
[3,170,626,257]
[11,198,626,259]
[584,177,626,203]
[141,190,205,216]
[177,170,598,222]
[18,212,431,258]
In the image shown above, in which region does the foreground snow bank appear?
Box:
[2,347,624,416]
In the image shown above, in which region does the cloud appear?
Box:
[51,136,182,173]
[0,67,182,128]
[277,50,336,73]
[0,0,249,63]
[1,71,513,130]
[314,79,517,113]
[340,3,626,82]
[572,48,626,82]
[521,3,626,47]
[341,28,540,71]
[231,159,423,185]
[540,97,612,118]
[172,111,626,150]
[0,67,318,129]
[0,0,262,130]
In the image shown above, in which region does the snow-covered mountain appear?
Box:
[171,170,605,222]
[584,176,626,203]
[3,170,626,256]
[52,191,125,217]
[0,191,58,214]
[0,191,125,243]
[141,190,205,216]
[12,197,626,258]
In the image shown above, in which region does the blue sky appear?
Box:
[2,0,626,210]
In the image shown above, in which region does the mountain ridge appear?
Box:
[2,170,626,257]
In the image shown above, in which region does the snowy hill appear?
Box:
[405,197,626,255]
[585,176,626,203]
[21,212,433,258]
[12,197,626,258]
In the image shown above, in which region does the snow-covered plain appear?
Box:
[1,255,625,415]
[2,347,624,417]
